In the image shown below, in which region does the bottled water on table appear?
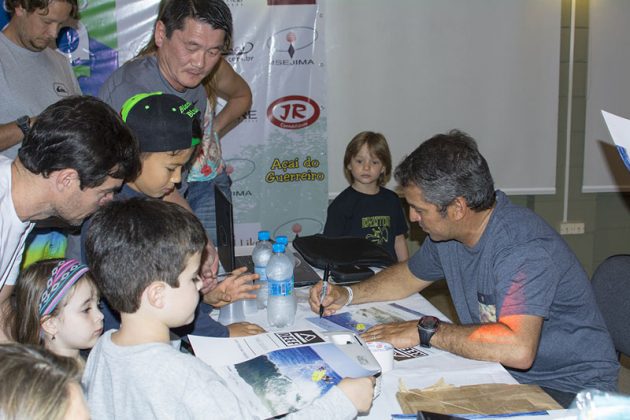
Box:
[252,230,273,309]
[274,235,296,268]
[266,243,297,328]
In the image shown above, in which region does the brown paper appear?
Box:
[396,382,562,415]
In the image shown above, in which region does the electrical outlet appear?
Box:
[559,222,585,235]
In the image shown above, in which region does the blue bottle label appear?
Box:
[269,278,293,296]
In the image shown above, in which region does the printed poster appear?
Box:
[306,303,431,361]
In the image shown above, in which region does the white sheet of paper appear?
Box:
[602,110,630,150]
[189,330,327,367]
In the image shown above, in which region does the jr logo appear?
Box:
[267,95,320,130]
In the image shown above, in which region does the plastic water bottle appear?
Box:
[252,231,273,309]
[274,235,296,267]
[266,243,297,328]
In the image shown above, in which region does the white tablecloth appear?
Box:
[224,288,518,419]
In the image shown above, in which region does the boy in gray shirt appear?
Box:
[83,198,374,419]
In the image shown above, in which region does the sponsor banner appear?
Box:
[221,2,327,245]
[1,0,327,245]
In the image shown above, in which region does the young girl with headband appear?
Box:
[2,259,104,364]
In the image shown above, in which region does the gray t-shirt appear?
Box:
[0,32,81,159]
[83,330,357,420]
[98,55,207,118]
[408,190,619,393]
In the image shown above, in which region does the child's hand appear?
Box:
[202,267,259,307]
[337,376,375,414]
[198,242,220,293]
[227,322,265,337]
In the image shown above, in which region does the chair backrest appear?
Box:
[591,254,630,357]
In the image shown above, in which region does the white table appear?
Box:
[224,288,519,419]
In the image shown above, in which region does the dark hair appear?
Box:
[85,198,207,313]
[343,131,392,186]
[138,0,233,57]
[394,130,495,214]
[0,343,81,420]
[5,0,79,19]
[18,96,141,189]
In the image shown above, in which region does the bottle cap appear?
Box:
[258,230,270,241]
[275,235,288,245]
[272,243,285,253]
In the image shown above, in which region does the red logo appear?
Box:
[267,95,320,129]
[268,0,315,5]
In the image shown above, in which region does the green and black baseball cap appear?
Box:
[120,92,202,153]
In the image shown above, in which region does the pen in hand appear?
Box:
[319,281,328,318]
[319,265,330,318]
[214,270,251,279]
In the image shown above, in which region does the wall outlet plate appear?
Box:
[559,222,585,235]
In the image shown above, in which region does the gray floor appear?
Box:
[423,287,630,395]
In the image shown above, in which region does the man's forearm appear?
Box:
[352,262,428,305]
[0,121,24,151]
[431,315,542,370]
[213,58,253,136]
[213,95,251,137]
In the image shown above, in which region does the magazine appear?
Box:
[305,302,431,360]
[189,330,380,418]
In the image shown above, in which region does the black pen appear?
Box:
[319,265,330,318]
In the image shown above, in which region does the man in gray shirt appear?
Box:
[311,130,620,408]
[0,0,81,158]
[98,0,251,248]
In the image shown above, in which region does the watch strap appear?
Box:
[418,316,439,348]
[419,327,432,348]
[16,115,30,136]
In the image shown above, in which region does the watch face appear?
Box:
[420,316,440,330]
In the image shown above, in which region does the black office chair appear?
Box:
[591,254,630,357]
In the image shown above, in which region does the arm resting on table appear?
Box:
[432,314,543,370]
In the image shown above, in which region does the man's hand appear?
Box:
[308,281,348,316]
[202,267,259,308]
[361,320,419,349]
[227,322,265,337]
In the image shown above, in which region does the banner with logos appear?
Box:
[223,2,327,246]
[1,0,328,246]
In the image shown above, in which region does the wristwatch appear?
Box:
[16,115,30,136]
[417,315,440,348]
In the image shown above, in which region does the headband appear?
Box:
[38,259,90,317]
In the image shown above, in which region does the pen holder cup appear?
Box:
[218,300,246,325]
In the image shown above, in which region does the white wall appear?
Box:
[323,0,561,197]
[583,0,630,192]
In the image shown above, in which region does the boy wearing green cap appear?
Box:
[73,92,262,339]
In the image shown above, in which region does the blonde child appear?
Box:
[0,342,90,420]
[324,131,409,261]
[4,259,103,364]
